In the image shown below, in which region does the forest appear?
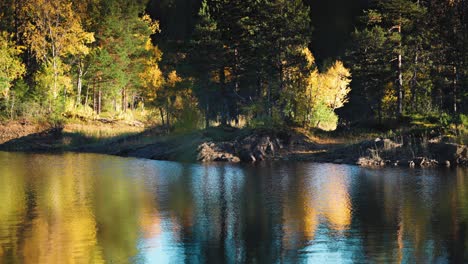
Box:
[0,0,466,132]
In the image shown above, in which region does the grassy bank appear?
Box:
[0,119,146,152]
[0,114,466,167]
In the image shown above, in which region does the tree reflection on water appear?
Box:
[0,152,467,263]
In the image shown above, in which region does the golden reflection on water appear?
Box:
[0,153,159,264]
[281,164,352,251]
[302,165,352,237]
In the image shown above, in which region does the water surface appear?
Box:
[0,152,467,263]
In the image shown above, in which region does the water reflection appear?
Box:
[0,152,467,263]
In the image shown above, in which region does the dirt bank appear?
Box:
[0,121,48,145]
[0,120,145,152]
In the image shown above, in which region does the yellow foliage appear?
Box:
[382,82,397,116]
[22,0,95,61]
[319,61,351,110]
[141,14,160,34]
[140,46,164,102]
[301,47,316,67]
[35,59,73,99]
[167,70,182,87]
[303,59,351,111]
[210,67,234,83]
[298,50,351,129]
[0,32,26,99]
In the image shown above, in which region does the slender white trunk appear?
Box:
[76,60,83,107]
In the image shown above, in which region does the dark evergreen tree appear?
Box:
[188,0,224,127]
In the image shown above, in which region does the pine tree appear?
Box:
[87,0,157,113]
[346,0,427,121]
[346,13,391,122]
[189,0,224,127]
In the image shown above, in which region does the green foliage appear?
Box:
[4,80,31,120]
[309,102,339,131]
[35,59,72,102]
[438,113,452,128]
[173,106,203,133]
[188,0,313,127]
[0,32,25,99]
[460,114,468,127]
[248,108,285,130]
[345,0,467,124]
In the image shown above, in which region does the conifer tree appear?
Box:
[189,0,224,127]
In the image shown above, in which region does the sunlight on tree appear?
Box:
[0,33,25,99]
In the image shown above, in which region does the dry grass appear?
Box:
[64,122,144,140]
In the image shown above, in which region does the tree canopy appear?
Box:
[0,0,465,131]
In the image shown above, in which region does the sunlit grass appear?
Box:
[63,123,144,140]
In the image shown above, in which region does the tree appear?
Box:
[190,0,313,124]
[242,0,312,119]
[20,0,94,110]
[428,0,467,115]
[320,61,351,111]
[345,1,427,121]
[296,49,351,129]
[88,0,158,113]
[188,0,224,128]
[0,32,25,100]
[347,24,391,122]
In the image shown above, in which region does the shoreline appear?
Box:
[0,121,466,168]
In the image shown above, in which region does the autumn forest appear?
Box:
[0,0,466,131]
[1,1,468,263]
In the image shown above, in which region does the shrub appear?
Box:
[460,114,468,127]
[310,102,339,131]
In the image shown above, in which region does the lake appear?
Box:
[0,152,467,263]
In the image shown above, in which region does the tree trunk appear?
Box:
[93,85,97,112]
[220,66,228,126]
[397,49,403,117]
[52,45,58,100]
[267,82,272,117]
[166,104,170,127]
[76,60,83,107]
[453,66,458,114]
[98,86,102,115]
[9,94,15,120]
[85,79,91,108]
[121,88,127,112]
[396,24,403,118]
[131,94,135,111]
[205,94,210,129]
[234,48,240,124]
[410,51,419,111]
[159,107,165,126]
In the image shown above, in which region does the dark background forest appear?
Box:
[148,0,369,62]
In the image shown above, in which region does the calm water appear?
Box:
[0,152,467,263]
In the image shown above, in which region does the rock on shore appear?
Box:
[197,135,283,163]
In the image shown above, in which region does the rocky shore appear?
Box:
[347,138,467,168]
[194,135,467,168]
